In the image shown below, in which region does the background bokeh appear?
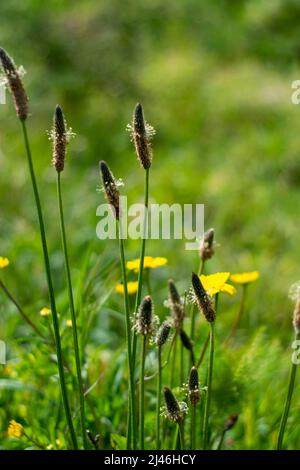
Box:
[1,0,300,450]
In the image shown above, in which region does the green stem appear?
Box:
[177,421,184,450]
[156,345,162,450]
[145,268,152,296]
[117,221,136,449]
[190,259,205,339]
[276,331,300,449]
[170,331,178,388]
[0,279,44,338]
[21,120,77,449]
[203,322,215,450]
[57,173,87,449]
[196,333,210,369]
[217,429,226,450]
[131,168,149,448]
[139,334,147,450]
[180,341,184,385]
[191,405,196,449]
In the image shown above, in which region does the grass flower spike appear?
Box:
[50,105,74,172]
[191,272,216,323]
[0,48,28,120]
[7,420,24,438]
[199,228,215,261]
[155,321,171,347]
[99,160,120,219]
[0,257,10,269]
[127,103,155,169]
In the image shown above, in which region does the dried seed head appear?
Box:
[135,295,157,336]
[180,329,193,351]
[167,279,184,329]
[128,103,155,169]
[191,272,216,323]
[0,48,28,120]
[168,279,181,304]
[199,228,215,261]
[156,321,171,347]
[51,105,67,172]
[188,366,200,406]
[99,161,120,219]
[223,414,238,431]
[162,387,187,423]
[180,329,195,364]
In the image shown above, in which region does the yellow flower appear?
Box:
[40,307,51,317]
[115,281,138,295]
[200,272,237,296]
[126,256,168,272]
[230,271,260,285]
[0,257,9,269]
[66,319,72,327]
[7,420,23,438]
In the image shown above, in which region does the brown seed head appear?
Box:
[99,161,120,219]
[0,48,28,120]
[163,387,182,423]
[188,366,200,406]
[130,103,154,169]
[191,272,216,323]
[168,279,184,329]
[137,295,153,336]
[52,105,67,172]
[224,414,238,431]
[156,321,171,347]
[199,228,215,261]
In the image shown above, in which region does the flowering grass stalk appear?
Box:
[21,120,78,449]
[99,160,136,449]
[155,321,171,449]
[53,105,87,449]
[189,366,200,449]
[0,48,78,448]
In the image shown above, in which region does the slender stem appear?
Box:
[145,268,152,296]
[277,331,300,449]
[227,284,247,342]
[177,421,184,450]
[217,429,226,450]
[57,173,87,449]
[21,120,77,449]
[196,333,210,369]
[132,169,149,362]
[131,168,149,447]
[190,259,205,339]
[170,331,178,388]
[117,221,136,449]
[180,341,184,385]
[203,322,215,450]
[139,334,147,450]
[156,345,162,450]
[191,405,196,449]
[0,279,44,338]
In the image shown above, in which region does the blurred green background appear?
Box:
[1,0,300,450]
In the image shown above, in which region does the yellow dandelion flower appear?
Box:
[126,256,168,272]
[199,272,236,296]
[66,319,72,327]
[230,271,260,285]
[40,307,51,317]
[7,420,23,438]
[115,281,138,295]
[0,257,10,269]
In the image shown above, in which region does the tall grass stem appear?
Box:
[21,120,78,449]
